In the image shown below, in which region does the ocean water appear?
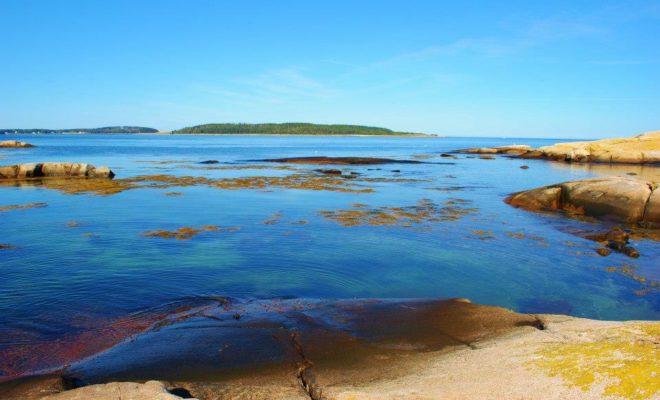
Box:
[0,134,658,371]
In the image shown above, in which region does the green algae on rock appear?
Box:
[319,199,478,227]
[0,172,374,195]
[142,225,222,240]
[258,156,423,165]
[0,202,47,212]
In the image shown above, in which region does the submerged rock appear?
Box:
[0,163,114,179]
[454,145,532,155]
[257,156,422,165]
[506,176,658,225]
[0,140,35,148]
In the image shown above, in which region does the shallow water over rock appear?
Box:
[0,134,658,381]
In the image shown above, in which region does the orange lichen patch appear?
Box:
[0,202,47,212]
[142,225,220,240]
[605,264,659,292]
[319,199,478,227]
[535,323,660,399]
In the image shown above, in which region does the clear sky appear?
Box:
[1,1,659,138]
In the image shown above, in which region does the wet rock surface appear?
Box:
[0,163,114,179]
[1,299,656,400]
[506,176,658,225]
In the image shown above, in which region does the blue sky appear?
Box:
[1,0,659,138]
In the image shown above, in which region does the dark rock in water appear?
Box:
[199,160,220,164]
[596,247,611,256]
[479,155,496,160]
[256,156,422,165]
[392,169,401,173]
[440,153,457,158]
[518,298,573,315]
[315,168,342,175]
[520,165,529,170]
[585,227,641,258]
[622,246,640,258]
[0,162,114,179]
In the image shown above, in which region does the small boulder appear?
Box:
[0,162,114,179]
[506,177,655,224]
[0,140,35,148]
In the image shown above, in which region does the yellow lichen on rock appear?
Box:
[536,323,660,399]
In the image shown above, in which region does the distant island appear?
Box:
[0,126,159,134]
[173,123,429,136]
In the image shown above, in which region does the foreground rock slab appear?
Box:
[506,176,659,226]
[0,163,114,179]
[0,140,35,148]
[0,298,657,400]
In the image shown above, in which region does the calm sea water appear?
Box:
[0,134,658,359]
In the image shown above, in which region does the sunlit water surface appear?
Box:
[0,134,658,357]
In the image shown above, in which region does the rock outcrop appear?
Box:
[0,163,114,179]
[506,176,659,226]
[453,131,660,164]
[524,131,660,164]
[0,140,35,148]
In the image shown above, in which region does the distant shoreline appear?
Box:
[144,132,439,137]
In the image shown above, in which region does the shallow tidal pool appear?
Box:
[0,134,658,376]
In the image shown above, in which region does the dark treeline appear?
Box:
[0,126,159,134]
[174,123,425,135]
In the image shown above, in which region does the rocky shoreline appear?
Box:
[0,298,656,400]
[455,131,660,164]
